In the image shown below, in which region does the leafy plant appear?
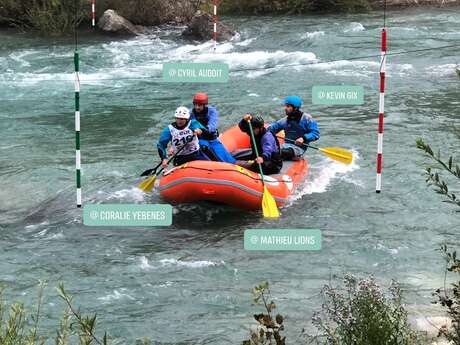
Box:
[0,0,87,34]
[0,282,149,345]
[418,138,459,344]
[416,138,460,209]
[307,274,423,345]
[242,282,286,345]
[432,245,460,345]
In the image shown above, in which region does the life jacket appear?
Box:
[192,106,218,140]
[286,111,308,141]
[250,128,282,166]
[193,106,209,127]
[168,122,199,156]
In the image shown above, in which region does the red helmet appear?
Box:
[193,92,208,105]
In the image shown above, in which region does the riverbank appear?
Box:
[1,0,459,35]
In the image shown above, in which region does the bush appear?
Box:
[433,245,460,345]
[417,138,460,344]
[242,282,287,345]
[217,0,370,14]
[416,138,460,209]
[0,0,87,35]
[0,282,136,345]
[308,275,422,345]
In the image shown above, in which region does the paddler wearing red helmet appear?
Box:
[190,92,237,164]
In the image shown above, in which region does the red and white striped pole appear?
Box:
[212,0,218,51]
[91,0,96,27]
[376,27,387,193]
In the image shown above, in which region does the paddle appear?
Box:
[277,136,353,165]
[247,120,280,218]
[140,161,163,177]
[138,137,193,192]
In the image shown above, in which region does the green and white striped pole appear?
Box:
[74,48,82,207]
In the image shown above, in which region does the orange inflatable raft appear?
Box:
[158,126,308,210]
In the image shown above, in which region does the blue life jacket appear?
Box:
[286,114,308,141]
[194,108,209,127]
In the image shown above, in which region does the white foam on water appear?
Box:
[98,289,135,302]
[46,231,64,240]
[0,72,73,85]
[235,37,256,47]
[374,243,408,255]
[195,50,317,69]
[138,255,224,270]
[344,22,365,32]
[159,258,225,268]
[106,170,126,177]
[34,229,48,237]
[106,187,145,202]
[151,281,174,288]
[387,63,414,77]
[25,221,50,231]
[425,63,458,77]
[139,256,154,270]
[310,60,379,78]
[289,150,361,202]
[9,51,33,67]
[300,31,325,40]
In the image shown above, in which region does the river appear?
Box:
[0,6,459,344]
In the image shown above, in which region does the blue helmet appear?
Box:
[284,95,302,108]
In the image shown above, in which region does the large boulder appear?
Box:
[97,9,145,35]
[182,12,236,42]
[99,0,205,26]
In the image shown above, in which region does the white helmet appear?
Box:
[174,106,190,119]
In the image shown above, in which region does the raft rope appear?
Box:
[212,0,219,51]
[91,0,96,27]
[376,0,387,193]
[74,0,82,207]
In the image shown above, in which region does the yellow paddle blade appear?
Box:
[262,186,280,218]
[319,147,353,165]
[138,175,157,192]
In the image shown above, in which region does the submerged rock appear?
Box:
[98,9,146,36]
[182,12,236,42]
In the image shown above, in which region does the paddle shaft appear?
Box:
[155,135,197,175]
[276,135,318,151]
[247,120,266,184]
[141,160,163,177]
[141,132,198,177]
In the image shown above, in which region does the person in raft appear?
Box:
[268,95,320,160]
[157,106,210,169]
[189,92,237,164]
[236,114,283,175]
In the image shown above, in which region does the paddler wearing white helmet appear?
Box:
[156,106,210,169]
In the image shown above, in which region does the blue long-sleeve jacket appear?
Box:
[156,120,206,159]
[190,105,218,135]
[268,112,320,143]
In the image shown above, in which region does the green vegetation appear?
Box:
[416,138,460,209]
[218,0,371,14]
[0,0,374,35]
[417,138,460,344]
[243,277,425,345]
[0,282,147,345]
[0,0,86,34]
[308,275,423,345]
[242,282,286,345]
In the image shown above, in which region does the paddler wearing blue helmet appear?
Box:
[268,95,320,160]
